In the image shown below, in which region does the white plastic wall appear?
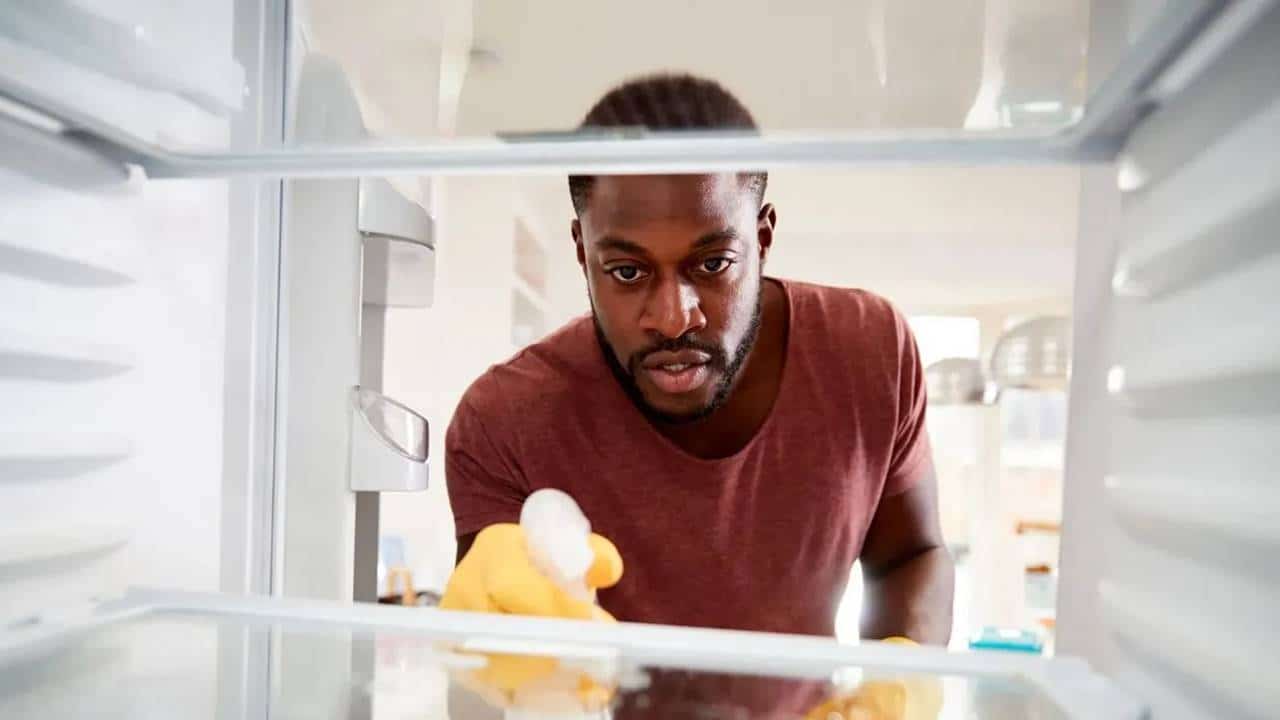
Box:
[0,168,230,619]
[0,2,284,715]
[1058,4,1280,719]
[1,3,283,717]
[0,0,280,624]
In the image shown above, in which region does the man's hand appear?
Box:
[441,523,624,714]
[803,675,942,720]
[441,523,623,619]
[449,649,617,716]
[803,638,943,720]
[859,469,955,644]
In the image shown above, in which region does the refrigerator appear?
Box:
[0,1,1276,718]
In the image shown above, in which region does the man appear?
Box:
[444,74,953,647]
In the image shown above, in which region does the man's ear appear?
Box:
[572,218,586,269]
[757,203,778,264]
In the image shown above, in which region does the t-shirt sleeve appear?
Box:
[445,391,527,538]
[883,305,934,497]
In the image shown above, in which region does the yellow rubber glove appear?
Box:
[440,523,624,713]
[803,638,943,720]
[441,523,623,618]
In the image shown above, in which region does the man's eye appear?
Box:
[700,257,733,274]
[607,265,648,284]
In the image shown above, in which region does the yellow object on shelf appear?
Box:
[804,638,943,720]
[383,565,416,606]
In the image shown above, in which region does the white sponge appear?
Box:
[520,489,594,603]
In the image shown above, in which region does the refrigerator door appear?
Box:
[0,588,1145,720]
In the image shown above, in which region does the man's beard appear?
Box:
[593,292,763,426]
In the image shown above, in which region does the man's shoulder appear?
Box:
[452,314,604,429]
[782,279,905,339]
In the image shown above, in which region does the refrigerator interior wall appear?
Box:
[0,6,217,616]
[0,164,229,613]
[1058,5,1280,720]
[0,0,284,659]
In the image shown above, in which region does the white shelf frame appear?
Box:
[0,587,1148,720]
[0,0,1244,181]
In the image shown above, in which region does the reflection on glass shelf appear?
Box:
[0,608,1093,720]
[0,0,1122,155]
[299,0,1089,141]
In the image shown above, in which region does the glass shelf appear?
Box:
[0,589,1145,719]
[0,1,1238,178]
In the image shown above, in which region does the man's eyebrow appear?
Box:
[693,228,740,249]
[595,235,649,256]
[594,228,739,255]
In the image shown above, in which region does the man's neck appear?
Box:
[657,278,789,459]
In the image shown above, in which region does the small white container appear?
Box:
[348,386,429,492]
[358,178,436,308]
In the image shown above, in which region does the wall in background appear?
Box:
[377,177,571,595]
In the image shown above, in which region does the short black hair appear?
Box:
[568,73,768,216]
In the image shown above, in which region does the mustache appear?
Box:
[628,335,728,373]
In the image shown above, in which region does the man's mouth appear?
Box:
[640,350,714,395]
[643,363,712,394]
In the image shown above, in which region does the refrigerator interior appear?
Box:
[1,1,1278,719]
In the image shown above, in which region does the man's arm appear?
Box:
[858,465,955,645]
[446,388,526,566]
[456,532,478,566]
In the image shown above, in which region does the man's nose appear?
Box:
[640,275,707,339]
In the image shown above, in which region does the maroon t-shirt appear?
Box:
[446,279,932,636]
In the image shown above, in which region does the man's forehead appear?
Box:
[583,173,753,230]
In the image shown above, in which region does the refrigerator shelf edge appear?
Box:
[0,587,1147,720]
[0,1,244,115]
[0,1,1243,181]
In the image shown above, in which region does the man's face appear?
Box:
[574,174,775,423]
